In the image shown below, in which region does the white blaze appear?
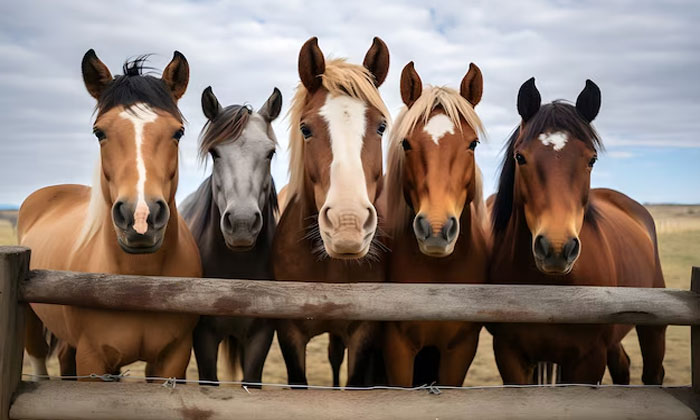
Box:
[538,131,569,151]
[423,113,454,145]
[119,104,158,234]
[319,94,370,210]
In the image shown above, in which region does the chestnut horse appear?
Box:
[383,62,489,386]
[273,37,390,387]
[488,78,666,385]
[181,86,281,386]
[18,50,201,380]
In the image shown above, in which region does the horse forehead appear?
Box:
[422,113,455,145]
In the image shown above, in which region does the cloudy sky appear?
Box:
[1,0,699,208]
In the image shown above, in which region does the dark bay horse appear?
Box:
[272,37,390,387]
[180,86,282,385]
[19,50,201,379]
[488,78,666,385]
[383,62,490,386]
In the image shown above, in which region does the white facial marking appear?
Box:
[538,131,569,151]
[423,113,454,145]
[119,104,158,234]
[319,94,371,209]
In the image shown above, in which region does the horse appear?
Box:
[272,36,390,387]
[18,50,202,380]
[487,78,666,385]
[180,86,282,386]
[382,61,489,386]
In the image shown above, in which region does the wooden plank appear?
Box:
[9,381,698,420]
[0,247,30,420]
[692,267,700,394]
[19,268,700,325]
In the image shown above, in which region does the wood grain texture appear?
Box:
[19,268,700,325]
[0,247,29,420]
[9,381,698,420]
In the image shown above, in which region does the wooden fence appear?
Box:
[1,246,699,419]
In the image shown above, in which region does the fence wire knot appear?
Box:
[162,377,177,389]
[426,381,442,395]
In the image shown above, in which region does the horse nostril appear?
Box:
[150,200,169,230]
[442,216,459,242]
[413,214,431,240]
[563,237,580,263]
[251,210,263,232]
[112,200,131,230]
[222,211,234,233]
[363,207,376,231]
[534,235,552,259]
[321,206,333,228]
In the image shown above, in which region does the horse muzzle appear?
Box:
[319,205,376,259]
[413,214,459,257]
[112,198,169,254]
[221,207,262,251]
[532,234,580,275]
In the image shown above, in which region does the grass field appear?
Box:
[3,205,698,386]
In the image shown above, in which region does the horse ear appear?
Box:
[400,62,422,107]
[298,37,325,93]
[460,63,483,107]
[162,51,189,101]
[363,37,390,87]
[576,79,601,123]
[81,49,113,100]
[259,87,283,122]
[517,77,541,123]
[201,86,222,121]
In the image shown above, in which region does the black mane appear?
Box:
[96,55,182,121]
[491,101,602,237]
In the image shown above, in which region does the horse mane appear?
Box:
[95,55,183,121]
[491,100,603,240]
[286,58,390,201]
[198,105,253,161]
[73,160,108,251]
[385,85,486,234]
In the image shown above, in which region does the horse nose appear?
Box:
[562,237,580,263]
[413,214,431,240]
[112,200,133,231]
[149,199,169,231]
[223,209,262,235]
[441,216,459,242]
[533,235,552,260]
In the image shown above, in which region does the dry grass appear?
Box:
[4,205,697,386]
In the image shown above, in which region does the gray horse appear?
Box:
[181,86,281,385]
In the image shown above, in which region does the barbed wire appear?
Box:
[20,372,691,392]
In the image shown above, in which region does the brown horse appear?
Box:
[488,78,666,385]
[272,37,390,387]
[18,50,201,380]
[383,62,489,386]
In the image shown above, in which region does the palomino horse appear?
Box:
[18,50,201,379]
[273,37,390,387]
[180,86,282,385]
[383,62,489,386]
[488,78,666,385]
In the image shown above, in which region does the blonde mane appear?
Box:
[286,58,390,201]
[386,85,487,234]
[73,160,108,251]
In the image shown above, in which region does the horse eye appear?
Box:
[377,122,387,136]
[173,128,185,141]
[210,148,220,160]
[589,155,597,167]
[515,153,527,165]
[266,150,275,160]
[469,140,479,150]
[93,128,106,141]
[401,139,412,151]
[300,123,312,140]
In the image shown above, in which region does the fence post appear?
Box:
[0,247,30,420]
[692,267,699,394]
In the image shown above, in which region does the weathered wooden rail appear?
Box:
[1,246,699,419]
